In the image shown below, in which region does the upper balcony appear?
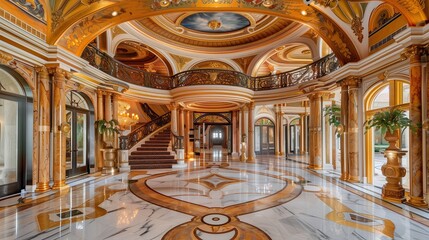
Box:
[81,45,340,92]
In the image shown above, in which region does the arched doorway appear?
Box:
[193,113,232,156]
[0,66,32,198]
[365,80,410,189]
[255,118,275,155]
[288,118,300,154]
[65,91,95,177]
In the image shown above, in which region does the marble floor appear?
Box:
[1,153,429,240]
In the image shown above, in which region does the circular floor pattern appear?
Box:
[130,166,302,239]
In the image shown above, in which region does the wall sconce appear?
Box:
[59,122,71,133]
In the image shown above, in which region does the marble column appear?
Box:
[184,110,190,158]
[171,103,178,134]
[404,45,427,206]
[279,112,285,155]
[178,107,185,136]
[339,82,349,180]
[232,111,238,157]
[248,102,255,162]
[345,76,361,182]
[112,93,119,149]
[96,90,104,171]
[299,114,306,154]
[275,105,280,155]
[308,93,325,169]
[36,67,50,192]
[51,68,69,190]
[104,92,112,121]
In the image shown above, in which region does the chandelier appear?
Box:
[118,101,139,130]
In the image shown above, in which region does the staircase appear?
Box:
[129,129,176,169]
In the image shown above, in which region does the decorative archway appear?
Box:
[193,112,232,155]
[364,79,410,188]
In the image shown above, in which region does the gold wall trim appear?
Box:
[0,8,46,41]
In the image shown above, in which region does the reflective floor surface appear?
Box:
[1,152,429,240]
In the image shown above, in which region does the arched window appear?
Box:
[365,80,410,189]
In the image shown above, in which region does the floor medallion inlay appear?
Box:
[130,166,302,239]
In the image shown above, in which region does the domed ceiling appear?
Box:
[181,12,250,33]
[114,41,171,76]
[132,12,300,52]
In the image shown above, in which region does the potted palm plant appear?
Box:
[95,119,120,175]
[364,108,414,202]
[95,119,120,148]
[365,108,413,150]
[324,104,342,135]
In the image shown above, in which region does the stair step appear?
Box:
[129,155,174,160]
[131,163,174,169]
[142,143,169,146]
[131,151,172,155]
[129,159,177,164]
[137,147,168,151]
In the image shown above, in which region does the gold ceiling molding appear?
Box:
[135,17,295,48]
[44,0,429,63]
[110,25,127,39]
[170,53,192,72]
[232,55,256,73]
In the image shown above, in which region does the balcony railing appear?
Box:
[82,45,340,91]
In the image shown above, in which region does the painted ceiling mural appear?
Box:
[181,12,250,33]
[9,0,46,23]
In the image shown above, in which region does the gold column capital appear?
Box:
[401,45,426,63]
[307,91,331,101]
[340,76,361,87]
[35,66,48,74]
[170,102,178,110]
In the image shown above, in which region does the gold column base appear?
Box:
[102,167,119,175]
[275,152,280,156]
[51,180,69,190]
[279,152,284,156]
[340,174,349,181]
[35,182,51,192]
[407,197,428,207]
[347,176,360,183]
[382,187,405,203]
[247,157,255,163]
[308,164,322,170]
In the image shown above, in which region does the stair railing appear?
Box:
[172,131,184,152]
[119,112,171,150]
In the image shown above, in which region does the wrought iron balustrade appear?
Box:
[82,45,340,91]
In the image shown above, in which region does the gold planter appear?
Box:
[381,131,406,202]
[101,148,118,175]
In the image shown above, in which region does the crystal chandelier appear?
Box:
[118,101,139,130]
